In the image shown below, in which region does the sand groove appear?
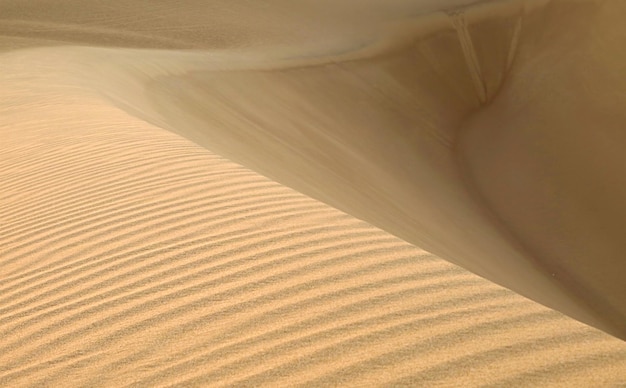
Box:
[448,10,487,103]
[1,0,626,386]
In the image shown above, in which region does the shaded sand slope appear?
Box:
[90,0,624,337]
[1,46,625,387]
[0,0,482,51]
[3,0,624,338]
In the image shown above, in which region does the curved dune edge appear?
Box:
[1,46,625,386]
[1,0,626,385]
[68,0,625,338]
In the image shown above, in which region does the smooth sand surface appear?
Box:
[1,0,625,386]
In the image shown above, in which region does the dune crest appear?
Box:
[1,0,625,385]
[81,0,625,338]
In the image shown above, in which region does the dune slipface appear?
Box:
[113,0,626,338]
[0,0,625,386]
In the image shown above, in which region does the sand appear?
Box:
[0,0,625,386]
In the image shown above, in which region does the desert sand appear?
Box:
[0,0,625,386]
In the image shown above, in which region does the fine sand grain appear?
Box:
[1,0,625,386]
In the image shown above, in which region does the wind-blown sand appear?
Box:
[1,0,625,386]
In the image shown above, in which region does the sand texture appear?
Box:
[1,0,625,386]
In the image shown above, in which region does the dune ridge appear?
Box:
[1,0,625,385]
[94,0,624,337]
[1,56,624,385]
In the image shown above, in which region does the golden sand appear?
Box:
[1,0,625,385]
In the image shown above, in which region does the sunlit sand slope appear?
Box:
[3,0,625,339]
[1,51,625,386]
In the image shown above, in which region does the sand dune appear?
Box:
[1,0,625,385]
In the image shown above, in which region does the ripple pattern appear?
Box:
[0,51,624,387]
